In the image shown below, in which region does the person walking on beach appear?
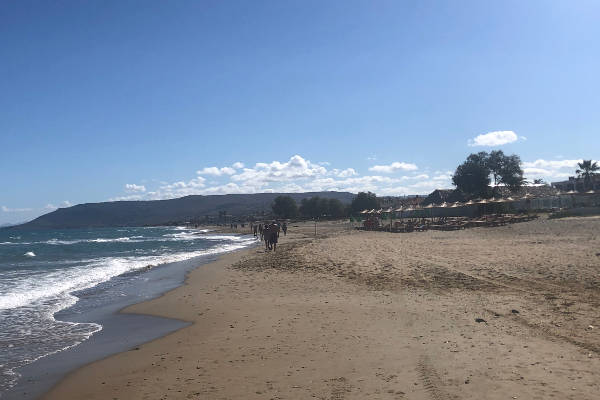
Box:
[263,223,271,250]
[270,221,279,251]
[282,222,287,236]
[259,223,263,241]
[253,224,258,238]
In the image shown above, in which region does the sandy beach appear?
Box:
[41,218,600,400]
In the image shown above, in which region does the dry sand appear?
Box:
[42,218,600,399]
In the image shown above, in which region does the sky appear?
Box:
[1,0,599,224]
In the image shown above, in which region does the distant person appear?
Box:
[259,224,264,241]
[282,222,287,236]
[253,224,258,237]
[270,222,279,251]
[263,224,271,250]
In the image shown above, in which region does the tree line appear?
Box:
[271,191,379,219]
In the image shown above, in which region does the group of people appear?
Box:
[251,221,287,251]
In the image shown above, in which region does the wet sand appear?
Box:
[42,218,600,399]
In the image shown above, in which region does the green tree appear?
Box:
[453,151,525,197]
[533,178,546,185]
[452,152,491,198]
[350,192,379,214]
[299,197,320,218]
[576,160,599,190]
[271,195,298,219]
[497,154,525,191]
[327,198,346,218]
[317,198,330,216]
[487,150,505,186]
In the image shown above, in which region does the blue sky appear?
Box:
[1,0,599,224]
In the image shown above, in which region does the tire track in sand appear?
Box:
[417,355,450,400]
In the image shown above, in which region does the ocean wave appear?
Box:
[44,236,144,245]
[0,236,256,311]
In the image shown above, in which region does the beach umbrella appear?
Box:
[423,203,435,219]
[476,198,491,216]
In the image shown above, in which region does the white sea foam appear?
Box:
[45,236,143,245]
[0,236,255,311]
[23,252,35,257]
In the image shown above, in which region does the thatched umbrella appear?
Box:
[423,203,435,220]
[477,198,491,216]
[394,206,404,223]
[520,193,534,214]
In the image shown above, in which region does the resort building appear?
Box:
[551,176,600,192]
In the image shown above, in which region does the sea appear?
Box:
[0,226,256,395]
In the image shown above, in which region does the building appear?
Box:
[551,176,600,192]
[379,195,424,209]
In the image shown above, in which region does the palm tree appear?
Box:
[576,160,599,190]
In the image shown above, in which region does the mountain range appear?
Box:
[6,192,355,230]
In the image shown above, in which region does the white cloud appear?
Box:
[468,130,520,147]
[109,155,453,200]
[197,167,236,176]
[368,162,418,173]
[43,201,74,211]
[522,159,598,181]
[332,168,358,178]
[125,184,146,192]
[1,205,33,212]
[232,162,245,169]
[230,155,327,186]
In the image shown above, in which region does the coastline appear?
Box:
[35,219,600,399]
[4,236,258,400]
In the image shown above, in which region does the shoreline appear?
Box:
[31,219,600,399]
[4,239,258,400]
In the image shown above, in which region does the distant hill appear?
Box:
[7,192,355,230]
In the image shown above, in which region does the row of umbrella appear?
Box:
[556,189,596,195]
[360,190,598,215]
[360,195,532,214]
